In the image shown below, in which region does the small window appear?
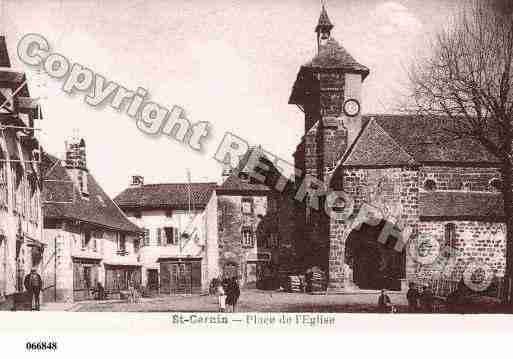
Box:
[268,198,278,213]
[239,172,249,181]
[133,211,142,219]
[118,234,127,254]
[97,195,106,207]
[490,178,502,191]
[82,229,91,249]
[157,228,162,246]
[242,198,253,214]
[424,179,437,191]
[165,210,173,218]
[444,223,456,249]
[164,227,178,245]
[241,227,254,247]
[134,238,140,253]
[92,239,97,252]
[142,228,150,246]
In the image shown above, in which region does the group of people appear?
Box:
[406,283,435,313]
[377,283,436,313]
[215,277,240,312]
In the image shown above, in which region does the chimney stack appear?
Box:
[131,175,144,187]
[65,137,88,196]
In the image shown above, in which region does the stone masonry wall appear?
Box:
[328,167,419,291]
[419,166,501,192]
[414,221,506,283]
[218,194,279,287]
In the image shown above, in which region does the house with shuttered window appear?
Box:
[41,138,142,302]
[114,179,218,294]
[0,35,44,309]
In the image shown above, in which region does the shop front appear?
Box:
[158,257,202,295]
[104,264,141,294]
[73,258,101,301]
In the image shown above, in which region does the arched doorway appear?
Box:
[345,220,405,291]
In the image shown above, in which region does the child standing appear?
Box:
[216,281,226,312]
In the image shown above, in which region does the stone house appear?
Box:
[283,5,506,292]
[0,36,44,307]
[217,148,296,289]
[42,138,142,302]
[114,179,218,294]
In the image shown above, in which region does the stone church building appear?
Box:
[283,5,506,292]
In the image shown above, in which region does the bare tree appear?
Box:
[408,0,513,303]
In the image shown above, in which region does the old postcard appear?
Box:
[0,0,513,349]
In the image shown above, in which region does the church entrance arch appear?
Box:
[345,220,405,291]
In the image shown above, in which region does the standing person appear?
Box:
[216,280,226,312]
[232,277,241,312]
[377,289,392,313]
[406,282,420,313]
[24,268,43,311]
[420,285,435,313]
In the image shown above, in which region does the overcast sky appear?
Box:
[2,0,462,197]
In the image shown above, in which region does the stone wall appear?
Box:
[217,193,281,288]
[414,220,506,283]
[419,166,501,192]
[328,167,419,290]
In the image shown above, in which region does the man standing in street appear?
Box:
[24,268,43,311]
[377,289,392,313]
[406,282,420,312]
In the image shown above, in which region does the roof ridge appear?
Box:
[138,181,217,187]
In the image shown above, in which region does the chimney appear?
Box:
[65,137,88,196]
[131,175,144,187]
[220,163,232,184]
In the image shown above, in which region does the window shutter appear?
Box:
[191,261,202,294]
[173,227,180,245]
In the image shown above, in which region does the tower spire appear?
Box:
[315,2,334,53]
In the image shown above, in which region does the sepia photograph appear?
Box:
[0,0,512,336]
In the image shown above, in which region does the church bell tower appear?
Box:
[288,3,370,288]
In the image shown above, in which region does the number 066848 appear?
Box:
[25,342,58,351]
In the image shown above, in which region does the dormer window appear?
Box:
[97,195,106,207]
[239,172,249,181]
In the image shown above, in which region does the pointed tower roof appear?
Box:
[306,38,369,73]
[315,4,334,33]
[0,36,11,68]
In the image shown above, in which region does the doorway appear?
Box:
[147,269,159,291]
[345,220,405,291]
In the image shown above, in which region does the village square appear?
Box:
[0,0,512,314]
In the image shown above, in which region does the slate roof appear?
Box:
[341,115,500,167]
[217,147,271,194]
[42,153,142,233]
[0,36,11,67]
[305,38,369,74]
[420,191,504,220]
[114,182,217,210]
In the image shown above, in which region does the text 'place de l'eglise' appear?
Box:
[0,5,509,311]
